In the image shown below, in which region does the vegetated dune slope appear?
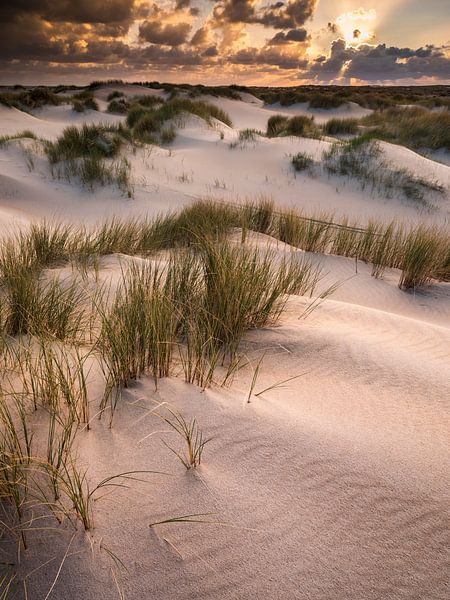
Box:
[0,87,449,599]
[18,243,450,600]
[205,93,373,128]
[0,89,448,228]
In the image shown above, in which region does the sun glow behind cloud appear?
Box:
[336,8,377,46]
[0,1,448,84]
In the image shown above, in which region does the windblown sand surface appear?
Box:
[0,85,449,599]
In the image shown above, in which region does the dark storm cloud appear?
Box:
[212,0,316,28]
[131,44,205,66]
[213,0,257,24]
[307,40,450,81]
[0,0,137,24]
[230,46,307,69]
[385,45,434,58]
[257,0,317,28]
[0,0,142,64]
[268,28,308,44]
[139,20,191,46]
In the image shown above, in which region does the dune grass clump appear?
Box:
[129,97,231,128]
[98,262,179,398]
[238,128,260,141]
[125,97,231,146]
[71,100,85,113]
[309,94,344,110]
[0,269,89,341]
[291,152,314,172]
[71,93,99,112]
[44,123,132,192]
[165,199,240,247]
[132,95,164,108]
[161,409,211,469]
[276,210,335,253]
[399,226,449,289]
[107,98,130,114]
[241,198,275,236]
[267,115,320,139]
[126,105,150,128]
[45,123,125,164]
[97,230,322,404]
[107,90,125,101]
[0,226,97,340]
[175,241,322,387]
[267,115,289,137]
[159,98,232,127]
[285,116,320,138]
[0,88,63,111]
[132,112,162,142]
[361,106,450,151]
[308,94,344,109]
[324,118,359,135]
[229,128,261,148]
[0,240,39,336]
[202,241,320,333]
[0,130,37,146]
[323,138,445,207]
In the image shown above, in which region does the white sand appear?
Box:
[0,87,449,599]
[0,91,448,227]
[206,95,373,129]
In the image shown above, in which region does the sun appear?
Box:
[336,8,376,46]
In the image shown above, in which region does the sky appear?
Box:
[0,0,449,85]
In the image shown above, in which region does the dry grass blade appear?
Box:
[255,371,310,397]
[160,408,212,469]
[149,513,217,527]
[247,353,265,403]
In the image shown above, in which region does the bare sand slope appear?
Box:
[19,267,449,599]
[0,105,124,140]
[13,237,450,600]
[205,95,373,129]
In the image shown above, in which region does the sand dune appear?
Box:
[207,95,373,129]
[0,87,449,599]
[19,280,450,598]
[1,93,448,229]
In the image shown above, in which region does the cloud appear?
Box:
[257,0,317,28]
[0,0,137,24]
[306,41,450,81]
[212,0,317,29]
[0,0,448,84]
[0,0,142,63]
[268,28,308,45]
[191,26,210,47]
[230,45,308,69]
[139,20,191,46]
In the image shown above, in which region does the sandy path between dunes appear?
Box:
[18,254,450,600]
